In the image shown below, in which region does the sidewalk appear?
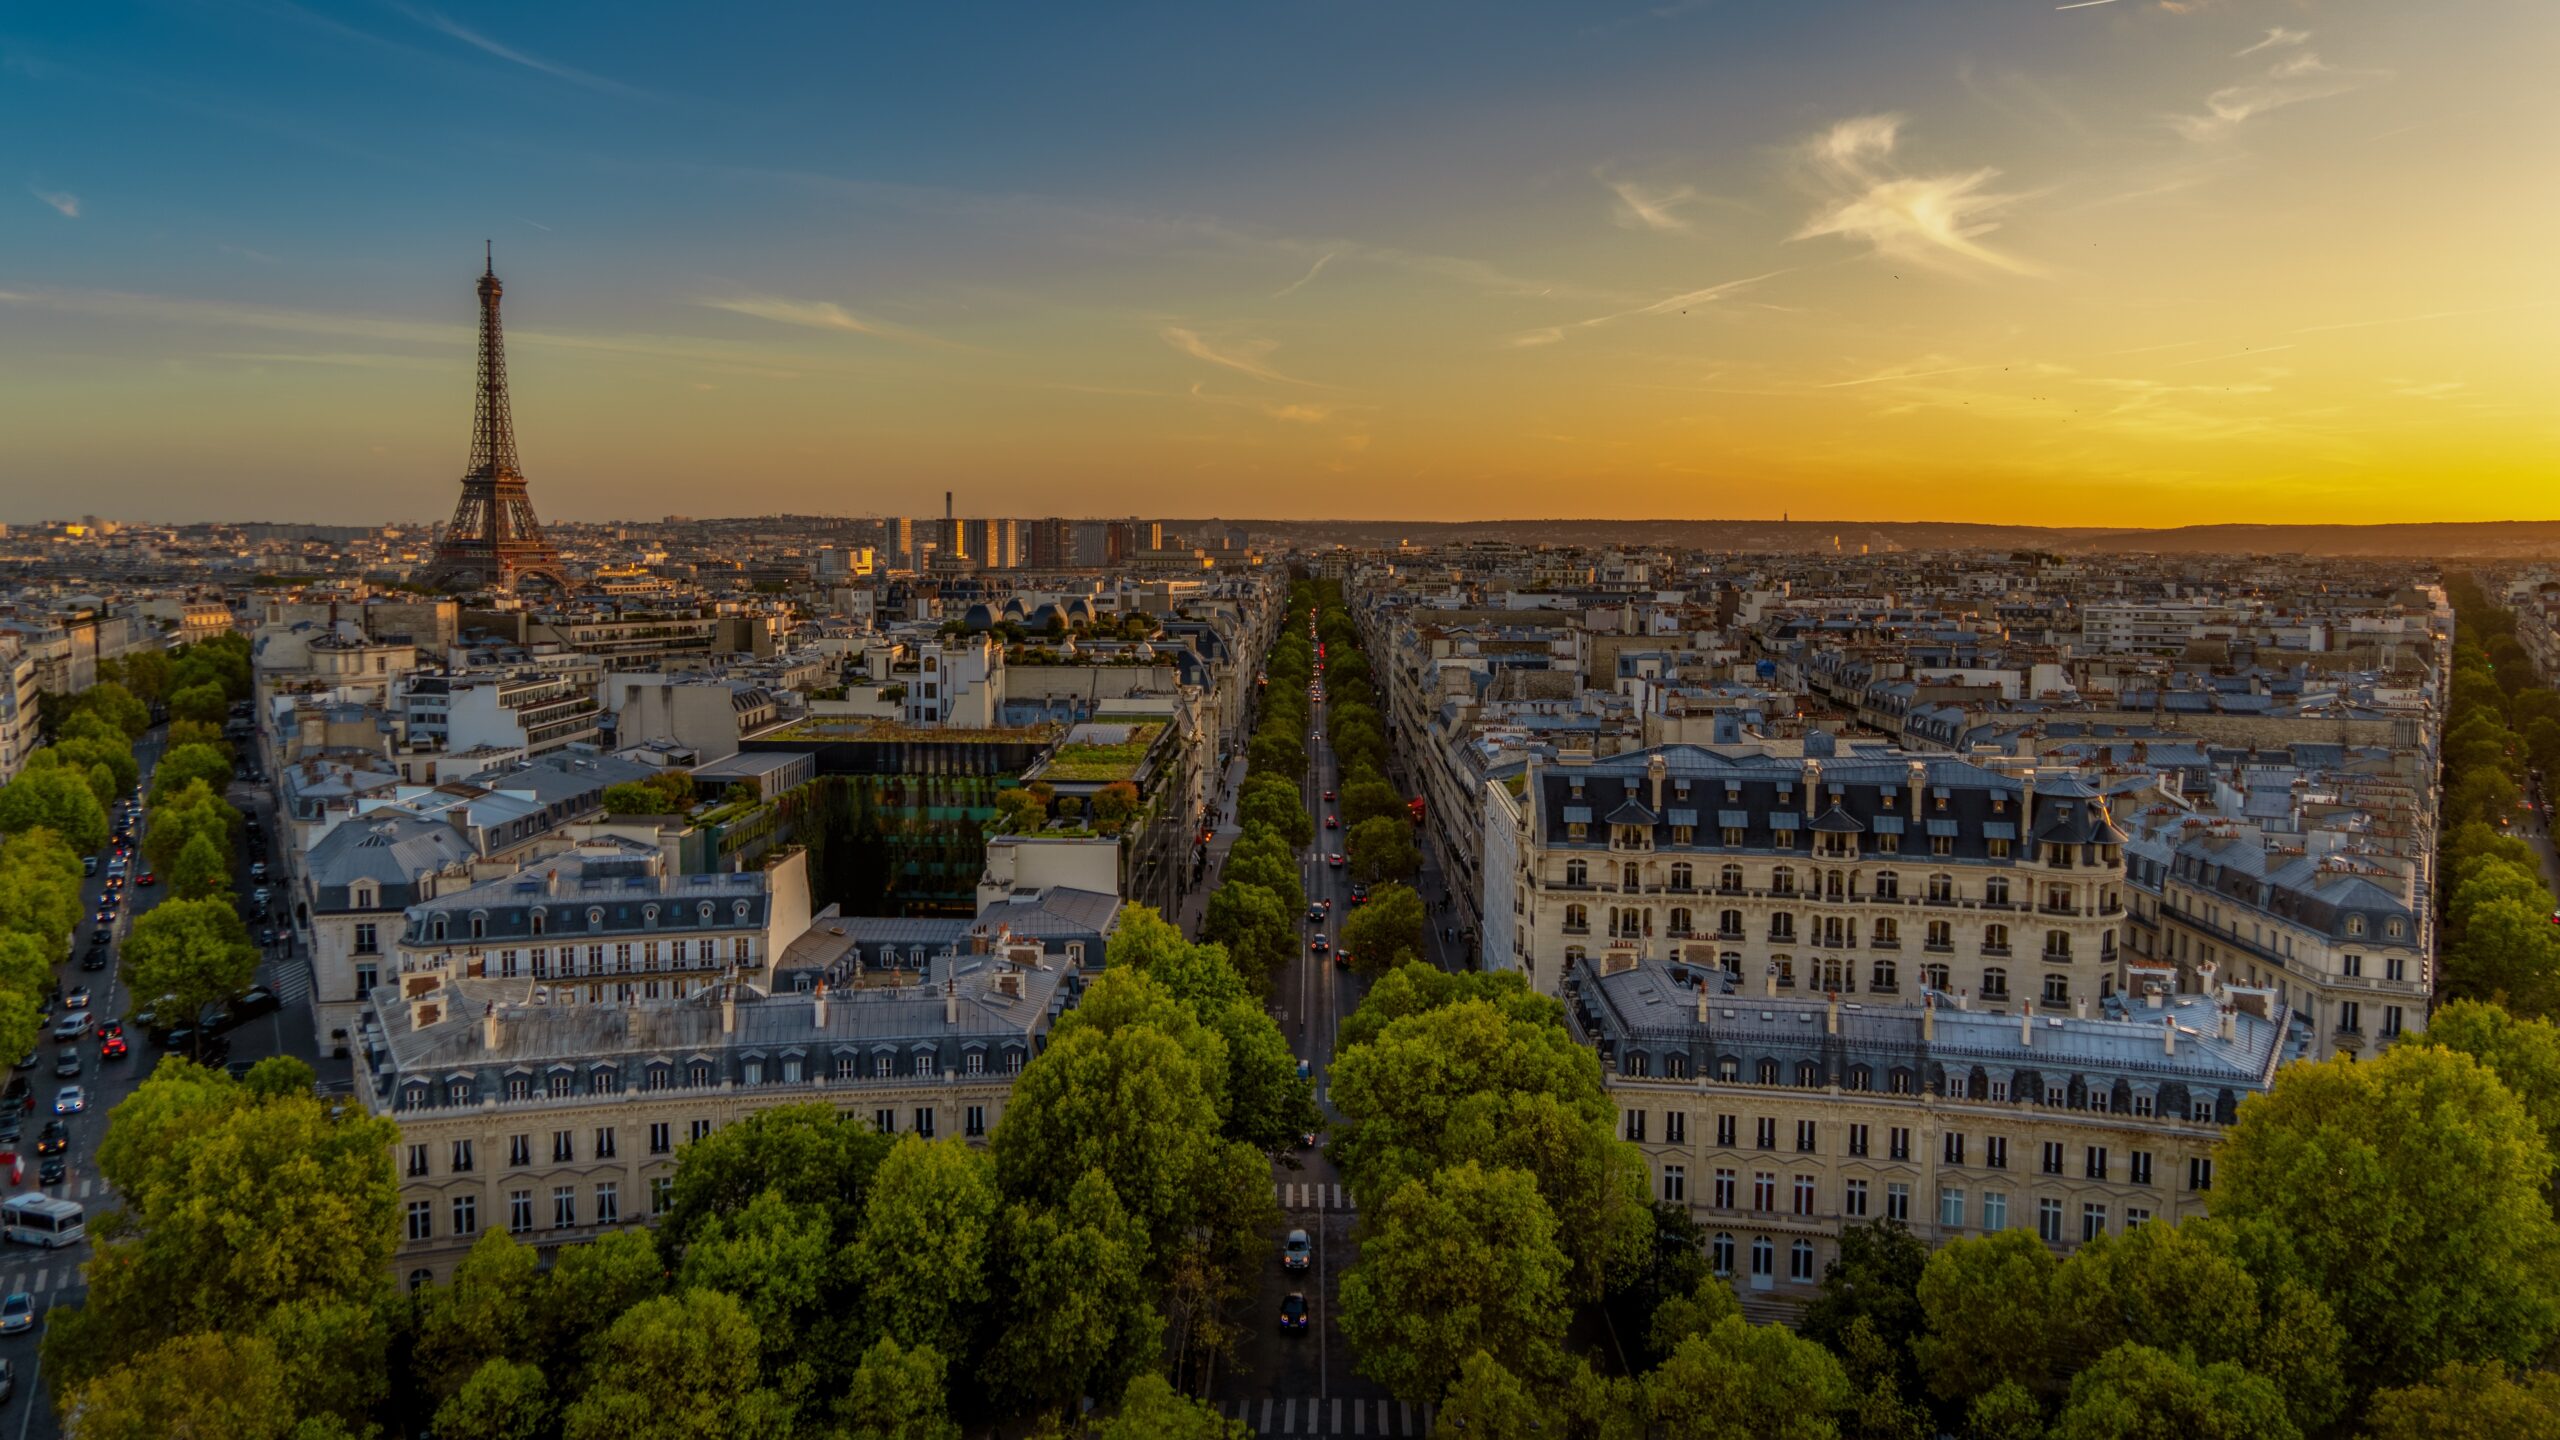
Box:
[1176,753,1252,937]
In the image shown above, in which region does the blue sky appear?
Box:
[4,1,2554,524]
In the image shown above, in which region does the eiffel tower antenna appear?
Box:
[423,249,566,594]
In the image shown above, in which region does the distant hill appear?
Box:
[1177,518,2560,559]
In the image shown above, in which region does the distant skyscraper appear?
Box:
[423,249,565,594]
[1106,519,1162,564]
[1026,517,1074,568]
[881,516,916,569]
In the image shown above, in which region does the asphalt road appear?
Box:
[4,734,326,1439]
[1207,635,1451,1436]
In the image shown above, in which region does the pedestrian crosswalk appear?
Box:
[0,1259,85,1296]
[256,955,311,1005]
[1275,1182,1356,1213]
[1213,1397,1434,1436]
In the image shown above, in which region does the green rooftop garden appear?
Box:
[763,718,1064,745]
[1041,722,1167,783]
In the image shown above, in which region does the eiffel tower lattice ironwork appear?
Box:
[423,245,567,593]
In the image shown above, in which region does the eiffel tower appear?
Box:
[422,246,568,594]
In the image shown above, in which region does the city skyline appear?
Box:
[4,0,2555,524]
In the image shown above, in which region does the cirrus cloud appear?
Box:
[1792,115,2037,275]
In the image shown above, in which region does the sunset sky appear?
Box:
[3,0,2554,525]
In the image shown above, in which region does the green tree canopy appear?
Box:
[1200,879,1294,993]
[1645,1315,1853,1440]
[2407,998,2560,1181]
[2361,1360,2560,1440]
[660,1101,891,1252]
[1913,1230,2061,1405]
[1339,1161,1572,1403]
[1346,815,1421,886]
[1341,881,1424,972]
[848,1136,1001,1360]
[120,895,260,1031]
[2211,1043,2560,1393]
[0,761,107,853]
[2047,1342,2298,1440]
[836,1337,963,1440]
[560,1289,795,1440]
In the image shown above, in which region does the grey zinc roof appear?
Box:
[309,815,475,893]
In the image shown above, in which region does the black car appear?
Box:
[34,1122,67,1157]
[1280,1292,1309,1333]
[203,987,281,1036]
[37,1155,64,1186]
[80,949,108,972]
[1,1076,25,1108]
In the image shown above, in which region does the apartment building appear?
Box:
[1573,955,2290,1300]
[0,635,40,783]
[1489,744,2130,1009]
[2127,829,2429,1059]
[365,948,1076,1285]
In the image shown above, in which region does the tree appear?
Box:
[1801,1219,1930,1393]
[51,1059,399,1390]
[1329,995,1649,1299]
[1437,1352,1547,1440]
[0,933,48,1066]
[0,762,107,853]
[2046,1342,2297,1440]
[1346,816,1420,886]
[836,1337,962,1440]
[1645,1316,1853,1440]
[166,717,230,755]
[1091,1373,1249,1440]
[2408,999,2560,1179]
[120,896,259,1034]
[435,1358,553,1440]
[983,1171,1164,1419]
[1341,776,1406,829]
[168,679,231,725]
[76,679,152,738]
[2447,896,2560,1016]
[849,1137,1000,1360]
[659,1101,891,1252]
[172,829,231,900]
[53,733,139,800]
[1201,880,1293,992]
[993,787,1048,833]
[1339,1161,1571,1403]
[2212,1044,2560,1391]
[674,1189,842,1381]
[1913,1230,2060,1405]
[1646,1270,1741,1356]
[1104,908,1317,1150]
[1090,779,1141,834]
[58,1330,306,1440]
[2363,1360,2560,1440]
[1342,881,1424,972]
[415,1231,545,1402]
[561,1289,795,1440]
[151,741,236,806]
[1238,773,1313,848]
[603,781,680,814]
[536,1229,667,1377]
[1221,831,1304,916]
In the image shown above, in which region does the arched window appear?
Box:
[1871,958,1898,992]
[430,917,446,942]
[2044,930,2071,960]
[1772,868,1797,896]
[1566,859,1588,886]
[1719,909,1743,937]
[2345,916,2366,937]
[2043,973,2071,1005]
[1982,967,2009,999]
[1984,923,2009,954]
[1720,865,1745,893]
[1668,908,1694,936]
[1985,876,2010,905]
[1873,870,1899,900]
[1670,863,1693,890]
[531,910,546,935]
[469,911,487,940]
[1873,917,1899,947]
[1564,903,1588,932]
[1922,962,1950,990]
[1564,945,1587,966]
[1928,874,1954,903]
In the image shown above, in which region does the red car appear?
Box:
[99,1033,127,1060]
[137,871,156,886]
[1322,789,1335,801]
[1324,815,1339,829]
[1328,852,1345,868]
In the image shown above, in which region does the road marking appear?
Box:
[1401,1402,1413,1435]
[1259,1399,1271,1433]
[1282,1399,1294,1433]
[1353,1397,1365,1434]
[1332,1398,1342,1435]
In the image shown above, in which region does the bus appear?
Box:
[1,1195,83,1248]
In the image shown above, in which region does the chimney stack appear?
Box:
[1696,984,1711,1024]
[1826,991,1839,1035]
[720,983,737,1036]
[1921,991,1935,1043]
[2075,996,2088,1020]
[944,975,960,1025]
[813,980,829,1029]
[2019,998,2033,1047]
[482,1001,501,1050]
[2219,1005,2236,1042]
[1763,964,1777,998]
[2162,1015,2177,1056]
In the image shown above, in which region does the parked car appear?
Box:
[250,861,268,880]
[1282,1229,1312,1272]
[204,987,280,1035]
[137,871,156,886]
[80,856,97,877]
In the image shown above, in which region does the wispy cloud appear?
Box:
[30,187,78,219]
[695,294,951,348]
[1160,327,1332,387]
[2236,27,2309,57]
[1505,271,1785,348]
[1601,174,1697,232]
[1272,252,1335,299]
[1792,115,2037,275]
[388,3,650,98]
[2171,51,2382,142]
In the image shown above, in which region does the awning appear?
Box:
[1563,805,1593,824]
[1667,808,1700,827]
[1871,815,1905,835]
[1982,821,2017,840]
[1770,812,1801,831]
[1926,819,1959,837]
[1718,810,1751,827]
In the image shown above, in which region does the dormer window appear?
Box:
[352,882,377,909]
[2346,916,2366,937]
[531,910,545,935]
[699,901,715,923]
[643,904,659,926]
[587,907,605,931]
[469,912,487,940]
[430,917,446,942]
